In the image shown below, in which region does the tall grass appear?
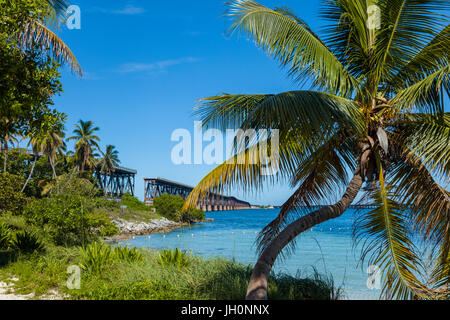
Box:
[0,245,342,300]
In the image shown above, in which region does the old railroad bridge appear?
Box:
[94,166,375,212]
[144,177,251,211]
[93,165,251,211]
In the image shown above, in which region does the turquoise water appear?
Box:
[119,209,381,300]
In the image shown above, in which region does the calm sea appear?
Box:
[119,208,381,300]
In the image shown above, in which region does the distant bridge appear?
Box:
[274,205,378,210]
[94,166,137,197]
[144,177,251,212]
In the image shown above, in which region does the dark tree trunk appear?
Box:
[246,167,364,300]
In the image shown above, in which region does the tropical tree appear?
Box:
[67,120,100,173]
[98,145,120,174]
[22,112,66,190]
[0,124,19,173]
[183,0,450,300]
[16,0,83,75]
[97,145,120,195]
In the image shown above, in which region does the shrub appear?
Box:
[152,194,205,222]
[153,194,184,221]
[24,194,118,246]
[158,248,191,269]
[11,230,45,253]
[183,209,205,222]
[0,222,12,250]
[0,173,27,215]
[121,194,151,211]
[43,173,99,197]
[79,242,114,274]
[113,246,144,264]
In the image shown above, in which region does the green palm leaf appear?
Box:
[354,164,426,299]
[257,131,357,256]
[392,113,450,177]
[226,0,358,96]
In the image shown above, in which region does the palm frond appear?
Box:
[391,113,450,178]
[196,91,364,136]
[388,151,450,293]
[256,131,357,256]
[391,64,449,113]
[386,24,450,92]
[18,20,82,76]
[354,164,426,299]
[373,0,449,92]
[225,0,358,96]
[320,0,373,82]
[182,126,334,211]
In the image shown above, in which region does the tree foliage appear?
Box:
[185,0,450,299]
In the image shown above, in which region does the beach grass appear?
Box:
[0,244,341,300]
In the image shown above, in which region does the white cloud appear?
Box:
[112,5,146,15]
[116,57,199,74]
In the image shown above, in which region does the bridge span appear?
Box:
[144,177,251,212]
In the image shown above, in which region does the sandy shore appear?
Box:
[0,278,65,300]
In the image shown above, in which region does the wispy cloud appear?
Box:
[116,57,200,74]
[112,5,146,15]
[91,4,146,15]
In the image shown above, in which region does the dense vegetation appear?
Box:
[0,243,341,300]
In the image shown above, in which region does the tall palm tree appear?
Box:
[0,120,19,173]
[67,120,100,173]
[17,0,82,76]
[38,124,66,179]
[183,0,450,300]
[97,145,120,195]
[22,119,66,191]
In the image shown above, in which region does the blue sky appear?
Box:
[48,0,448,205]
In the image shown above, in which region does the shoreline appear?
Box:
[107,217,213,241]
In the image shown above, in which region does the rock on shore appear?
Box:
[111,217,183,235]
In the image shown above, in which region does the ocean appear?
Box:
[119,208,381,300]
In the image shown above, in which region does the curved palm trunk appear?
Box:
[22,155,37,192]
[246,167,364,300]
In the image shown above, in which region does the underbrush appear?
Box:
[0,244,341,300]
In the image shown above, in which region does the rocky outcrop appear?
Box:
[111,217,183,235]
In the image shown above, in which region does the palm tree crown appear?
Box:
[184,0,450,300]
[67,120,100,172]
[98,145,120,175]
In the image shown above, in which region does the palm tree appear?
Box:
[16,0,82,76]
[22,120,66,190]
[21,135,40,192]
[183,0,450,300]
[98,145,120,174]
[97,145,120,195]
[67,120,100,173]
[0,120,19,173]
[38,124,66,179]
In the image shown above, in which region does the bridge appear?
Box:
[94,166,137,197]
[274,205,378,210]
[144,177,252,212]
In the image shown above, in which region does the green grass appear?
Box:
[0,244,341,300]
